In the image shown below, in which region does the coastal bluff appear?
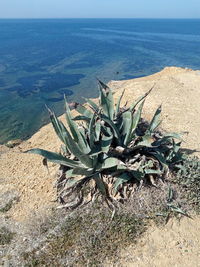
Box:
[0,66,200,266]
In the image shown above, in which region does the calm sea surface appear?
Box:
[0,19,200,143]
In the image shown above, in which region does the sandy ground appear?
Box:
[0,66,200,266]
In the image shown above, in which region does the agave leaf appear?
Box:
[72,167,94,176]
[163,132,183,140]
[48,110,66,145]
[97,79,110,90]
[49,111,93,167]
[102,157,119,169]
[61,126,93,168]
[131,170,144,181]
[148,105,162,133]
[83,97,99,112]
[101,124,112,137]
[127,100,145,145]
[64,95,79,142]
[115,89,125,115]
[101,134,113,153]
[94,173,107,196]
[89,113,96,148]
[114,172,131,193]
[174,141,182,153]
[167,186,174,202]
[150,151,168,170]
[122,110,133,146]
[101,115,122,146]
[72,115,90,122]
[154,134,181,146]
[60,144,70,156]
[65,169,74,178]
[97,157,118,170]
[137,134,154,147]
[95,121,101,141]
[130,86,154,111]
[144,169,162,175]
[75,104,93,119]
[131,100,145,132]
[26,149,83,168]
[98,79,114,120]
[167,204,188,216]
[117,164,128,171]
[88,147,103,157]
[64,96,90,154]
[72,115,90,123]
[65,176,86,188]
[78,126,87,141]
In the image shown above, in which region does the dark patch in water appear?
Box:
[6,73,84,98]
[22,64,43,72]
[67,58,101,69]
[58,88,73,95]
[44,88,73,102]
[0,79,5,87]
[44,97,63,102]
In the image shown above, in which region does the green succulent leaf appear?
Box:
[98,79,114,120]
[64,96,90,154]
[26,149,83,168]
[88,113,96,148]
[163,132,183,140]
[101,134,113,153]
[75,104,93,119]
[114,172,131,193]
[62,127,93,168]
[150,151,169,170]
[97,157,119,170]
[48,110,67,145]
[83,97,99,112]
[137,134,154,147]
[148,105,162,133]
[94,173,107,196]
[72,115,90,123]
[122,110,133,146]
[130,86,154,111]
[144,169,162,175]
[95,120,101,141]
[101,115,122,146]
[127,100,145,145]
[72,167,94,176]
[50,111,93,167]
[131,170,144,181]
[115,89,125,115]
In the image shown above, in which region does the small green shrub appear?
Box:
[27,80,184,208]
[0,227,15,245]
[0,200,13,213]
[174,156,200,211]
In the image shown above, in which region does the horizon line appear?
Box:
[0,17,200,20]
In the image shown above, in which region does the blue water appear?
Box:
[0,19,200,143]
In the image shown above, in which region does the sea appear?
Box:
[0,19,200,143]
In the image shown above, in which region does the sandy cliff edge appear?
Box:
[1,66,200,221]
[0,66,200,266]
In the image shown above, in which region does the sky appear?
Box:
[0,0,200,19]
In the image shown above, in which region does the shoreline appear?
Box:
[3,66,194,147]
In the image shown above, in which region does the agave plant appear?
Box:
[27,80,184,209]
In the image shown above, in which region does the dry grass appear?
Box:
[1,156,199,267]
[22,205,146,267]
